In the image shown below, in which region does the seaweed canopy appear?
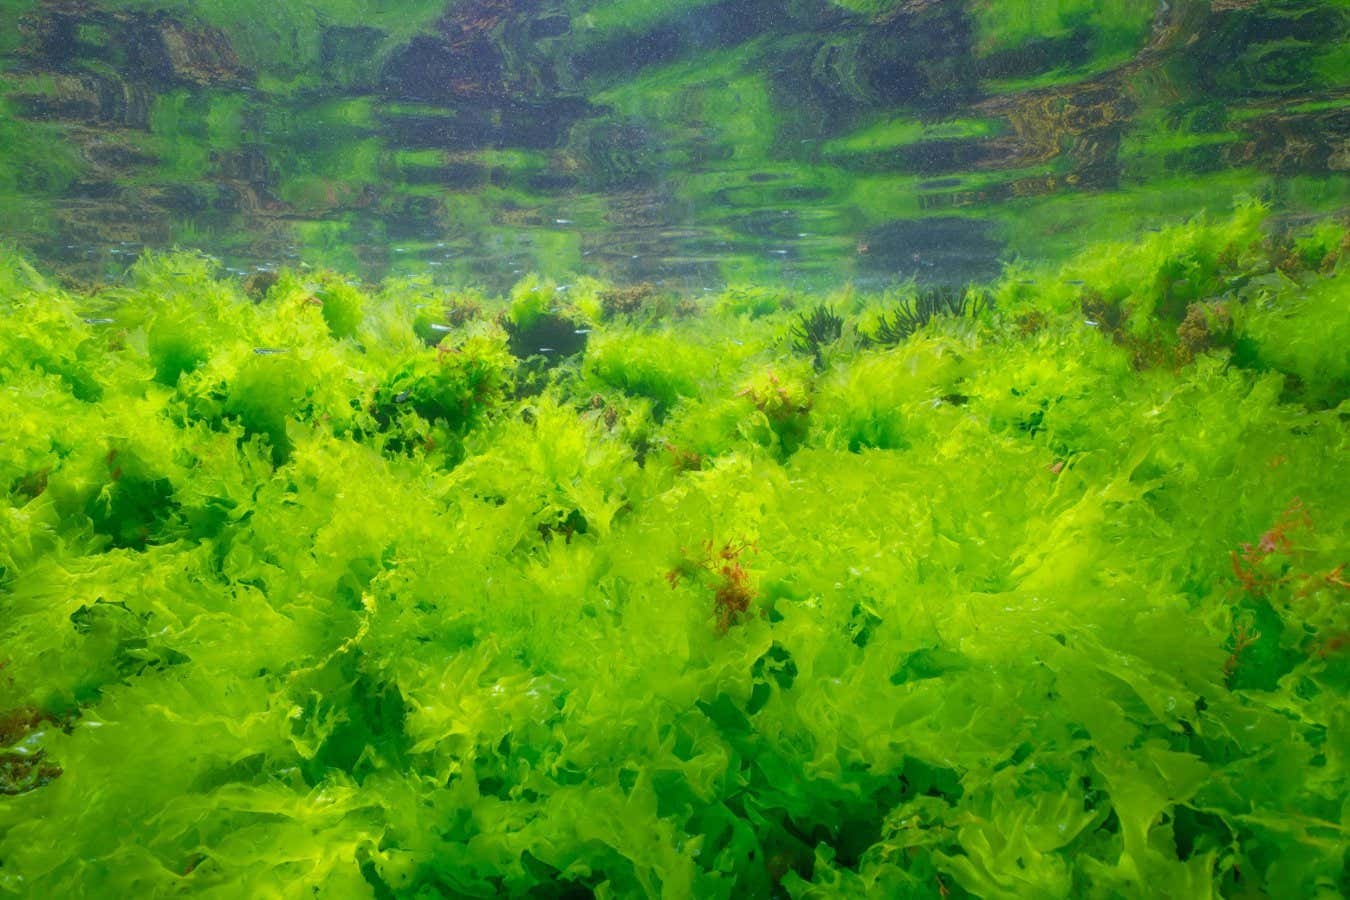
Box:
[866,284,985,345]
[0,207,1346,900]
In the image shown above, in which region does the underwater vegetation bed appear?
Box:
[0,205,1346,898]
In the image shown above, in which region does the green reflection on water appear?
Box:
[0,0,1345,287]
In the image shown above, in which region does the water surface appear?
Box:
[0,0,1345,288]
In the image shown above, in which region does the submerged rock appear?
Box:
[22,5,248,87]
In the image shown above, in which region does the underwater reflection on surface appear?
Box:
[0,0,1345,288]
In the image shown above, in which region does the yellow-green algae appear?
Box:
[0,206,1346,898]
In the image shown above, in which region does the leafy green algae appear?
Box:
[0,208,1347,898]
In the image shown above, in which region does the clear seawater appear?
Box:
[0,3,1347,899]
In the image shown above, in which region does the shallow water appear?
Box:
[1,0,1346,288]
[0,4,1347,900]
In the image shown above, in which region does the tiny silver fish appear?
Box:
[83,317,115,325]
[253,347,289,356]
[1064,280,1085,286]
[573,328,593,335]
[428,323,453,333]
[538,347,555,353]
[394,390,413,403]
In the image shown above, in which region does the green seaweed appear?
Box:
[0,208,1346,898]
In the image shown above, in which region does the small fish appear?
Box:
[1018,279,1036,285]
[574,328,593,335]
[394,390,413,403]
[428,323,453,333]
[83,317,115,325]
[555,218,573,225]
[1084,319,1099,328]
[771,249,789,255]
[1064,279,1085,286]
[253,347,290,356]
[538,347,555,353]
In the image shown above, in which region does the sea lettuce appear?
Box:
[0,208,1346,898]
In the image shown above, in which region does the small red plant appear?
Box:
[1223,622,1262,681]
[1313,631,1349,659]
[0,706,62,796]
[666,538,760,632]
[15,467,49,499]
[105,448,123,482]
[1230,498,1312,595]
[737,373,811,423]
[1296,563,1347,597]
[1225,499,1347,669]
[663,443,704,473]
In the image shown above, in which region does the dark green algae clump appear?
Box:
[0,206,1347,898]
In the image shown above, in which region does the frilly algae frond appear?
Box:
[0,208,1347,898]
